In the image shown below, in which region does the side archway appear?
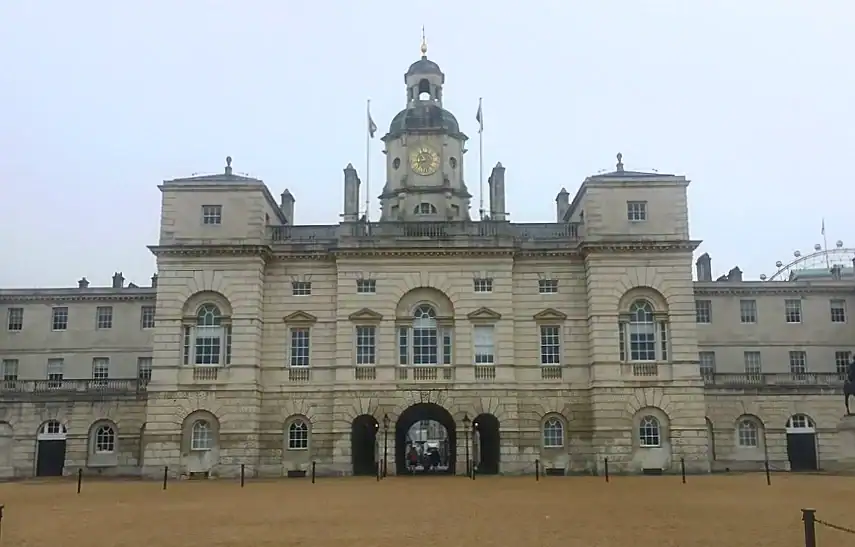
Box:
[473,413,500,475]
[35,420,67,477]
[785,413,817,471]
[351,414,379,476]
[181,410,220,475]
[395,403,457,475]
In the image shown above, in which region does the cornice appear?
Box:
[0,292,156,304]
[581,240,701,254]
[694,283,855,296]
[328,248,518,259]
[148,244,273,259]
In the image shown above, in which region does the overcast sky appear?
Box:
[1,1,852,288]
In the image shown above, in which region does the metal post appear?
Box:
[0,504,5,541]
[162,465,168,490]
[77,468,83,494]
[240,463,245,487]
[311,461,316,483]
[535,459,540,481]
[681,457,686,483]
[383,424,388,478]
[604,457,610,483]
[765,459,771,486]
[464,432,470,476]
[802,509,817,547]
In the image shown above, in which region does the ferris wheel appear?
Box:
[763,240,855,281]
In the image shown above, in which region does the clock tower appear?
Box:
[379,39,472,221]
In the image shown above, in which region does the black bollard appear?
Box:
[311,461,316,484]
[77,468,83,494]
[802,509,817,547]
[535,459,540,481]
[471,461,476,481]
[764,459,771,486]
[240,463,245,488]
[604,457,610,483]
[0,503,4,541]
[376,461,380,482]
[681,457,686,484]
[162,465,168,490]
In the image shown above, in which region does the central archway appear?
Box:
[473,413,500,475]
[395,403,457,475]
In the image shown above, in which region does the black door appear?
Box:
[351,417,378,476]
[786,433,818,471]
[36,440,66,477]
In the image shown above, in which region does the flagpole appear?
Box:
[478,97,484,220]
[365,99,371,222]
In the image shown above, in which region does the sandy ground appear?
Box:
[0,474,853,547]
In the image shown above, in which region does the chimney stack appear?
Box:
[696,254,712,282]
[488,162,507,221]
[555,188,570,222]
[280,190,295,225]
[78,277,89,289]
[342,164,361,222]
[726,266,743,282]
[112,272,124,289]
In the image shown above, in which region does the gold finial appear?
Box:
[420,26,427,57]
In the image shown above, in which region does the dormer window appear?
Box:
[415,203,438,215]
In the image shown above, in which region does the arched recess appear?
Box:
[395,287,454,319]
[35,420,67,477]
[705,417,715,462]
[181,410,220,475]
[630,407,672,473]
[0,422,14,475]
[351,414,379,476]
[395,403,457,475]
[87,419,119,467]
[785,413,817,471]
[395,288,455,371]
[473,413,500,475]
[618,288,670,365]
[181,291,234,368]
[618,287,669,314]
[734,414,765,453]
[542,413,567,450]
[181,290,233,317]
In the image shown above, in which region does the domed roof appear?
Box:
[406,56,443,77]
[387,103,460,136]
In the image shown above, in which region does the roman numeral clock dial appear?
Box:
[409,145,440,176]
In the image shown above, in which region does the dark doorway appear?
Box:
[36,440,66,477]
[787,433,818,471]
[474,413,500,474]
[395,403,457,475]
[351,414,379,476]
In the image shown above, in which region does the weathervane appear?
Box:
[420,26,428,57]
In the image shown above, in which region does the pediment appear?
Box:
[466,307,502,321]
[283,311,317,324]
[533,308,567,321]
[348,308,383,322]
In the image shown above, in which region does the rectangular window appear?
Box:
[473,278,493,293]
[51,307,69,330]
[6,307,23,331]
[627,201,647,221]
[202,204,222,225]
[398,327,408,365]
[95,306,113,329]
[788,350,807,379]
[539,325,560,365]
[835,351,851,376]
[699,351,716,380]
[739,300,757,324]
[538,279,558,294]
[744,351,762,379]
[47,358,64,387]
[137,357,153,382]
[356,279,376,294]
[141,306,156,329]
[92,357,110,382]
[1,359,18,383]
[785,299,802,323]
[355,326,376,365]
[413,326,438,366]
[830,299,847,323]
[473,325,495,365]
[290,328,310,367]
[695,300,712,323]
[292,281,312,296]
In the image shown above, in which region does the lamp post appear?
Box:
[383,413,390,478]
[374,421,379,477]
[462,413,470,476]
[472,419,479,477]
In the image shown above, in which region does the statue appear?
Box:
[845,359,855,416]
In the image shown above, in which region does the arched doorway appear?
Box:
[351,414,379,476]
[473,413,500,474]
[36,420,67,477]
[395,403,456,475]
[786,414,817,471]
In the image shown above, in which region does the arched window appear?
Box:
[288,420,309,450]
[38,420,67,439]
[638,415,661,447]
[619,300,669,362]
[542,418,564,448]
[183,304,232,367]
[94,424,116,453]
[414,203,438,215]
[190,420,212,451]
[737,419,759,447]
[786,414,815,431]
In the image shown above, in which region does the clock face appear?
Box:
[409,145,440,176]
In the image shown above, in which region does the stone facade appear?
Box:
[1,50,853,479]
